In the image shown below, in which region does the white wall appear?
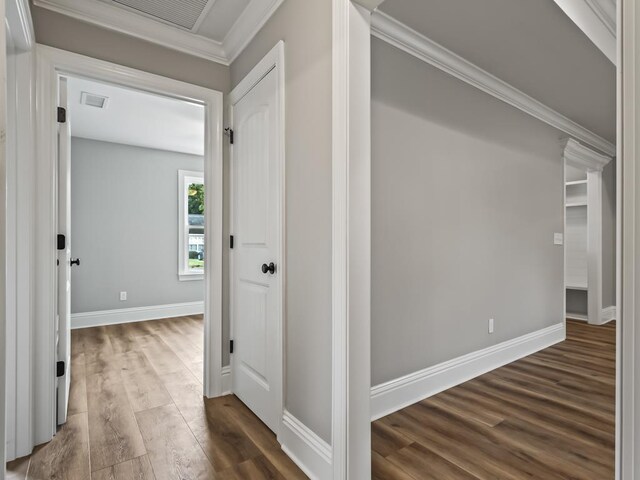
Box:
[371,38,565,386]
[230,0,333,443]
[70,138,204,314]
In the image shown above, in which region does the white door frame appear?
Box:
[621,0,639,477]
[34,45,224,444]
[5,0,35,462]
[227,41,285,437]
[332,1,376,478]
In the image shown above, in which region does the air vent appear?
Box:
[80,92,109,109]
[111,0,209,30]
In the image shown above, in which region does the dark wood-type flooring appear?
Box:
[7,315,306,480]
[7,319,615,479]
[372,320,616,480]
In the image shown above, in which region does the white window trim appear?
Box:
[178,169,205,281]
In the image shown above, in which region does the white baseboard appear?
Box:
[566,306,617,324]
[71,301,204,329]
[601,306,617,324]
[280,410,332,480]
[221,365,231,395]
[370,322,565,421]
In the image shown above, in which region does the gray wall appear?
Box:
[371,39,565,386]
[71,138,204,313]
[602,160,616,308]
[31,4,230,93]
[230,0,333,443]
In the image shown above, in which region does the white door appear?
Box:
[57,77,72,425]
[231,66,282,433]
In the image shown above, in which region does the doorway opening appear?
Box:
[56,74,210,428]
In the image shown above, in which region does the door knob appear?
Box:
[70,258,81,267]
[261,262,276,274]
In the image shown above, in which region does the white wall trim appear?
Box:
[223,0,284,64]
[221,365,231,395]
[552,0,616,64]
[565,137,613,171]
[32,0,283,66]
[70,302,205,329]
[34,45,224,446]
[332,2,373,479]
[371,11,616,157]
[6,0,35,52]
[5,0,36,462]
[370,323,566,421]
[280,411,332,480]
[566,306,617,323]
[602,305,617,324]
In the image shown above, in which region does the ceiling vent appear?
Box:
[110,0,210,30]
[80,92,109,109]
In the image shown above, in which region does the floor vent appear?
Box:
[111,0,209,30]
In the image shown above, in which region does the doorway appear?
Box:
[55,73,211,425]
[33,46,224,443]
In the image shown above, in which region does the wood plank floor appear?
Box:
[372,320,616,480]
[7,319,615,479]
[7,315,306,480]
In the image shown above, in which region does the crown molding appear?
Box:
[223,0,285,64]
[32,0,284,66]
[552,0,616,64]
[371,10,616,157]
[564,138,612,171]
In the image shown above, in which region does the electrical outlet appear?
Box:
[488,318,495,334]
[120,291,127,301]
[554,233,564,245]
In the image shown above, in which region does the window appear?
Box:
[179,170,205,280]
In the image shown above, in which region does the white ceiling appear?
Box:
[68,76,205,156]
[32,0,284,64]
[377,0,616,144]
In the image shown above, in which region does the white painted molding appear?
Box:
[33,0,227,63]
[553,0,616,64]
[567,306,616,323]
[332,2,373,479]
[370,323,566,421]
[223,0,284,64]
[221,365,231,394]
[564,138,612,171]
[280,411,332,480]
[371,11,616,157]
[32,0,283,65]
[70,301,204,329]
[601,305,617,323]
[6,0,35,51]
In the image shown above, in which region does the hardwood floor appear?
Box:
[8,315,306,480]
[7,319,615,479]
[372,320,616,480]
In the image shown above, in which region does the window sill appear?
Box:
[179,273,204,282]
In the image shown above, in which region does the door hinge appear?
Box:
[56,361,65,377]
[224,127,234,145]
[57,107,67,123]
[57,234,66,250]
[230,235,234,249]
[230,340,234,354]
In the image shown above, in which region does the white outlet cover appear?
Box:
[554,233,564,245]
[120,291,127,301]
[488,318,494,334]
